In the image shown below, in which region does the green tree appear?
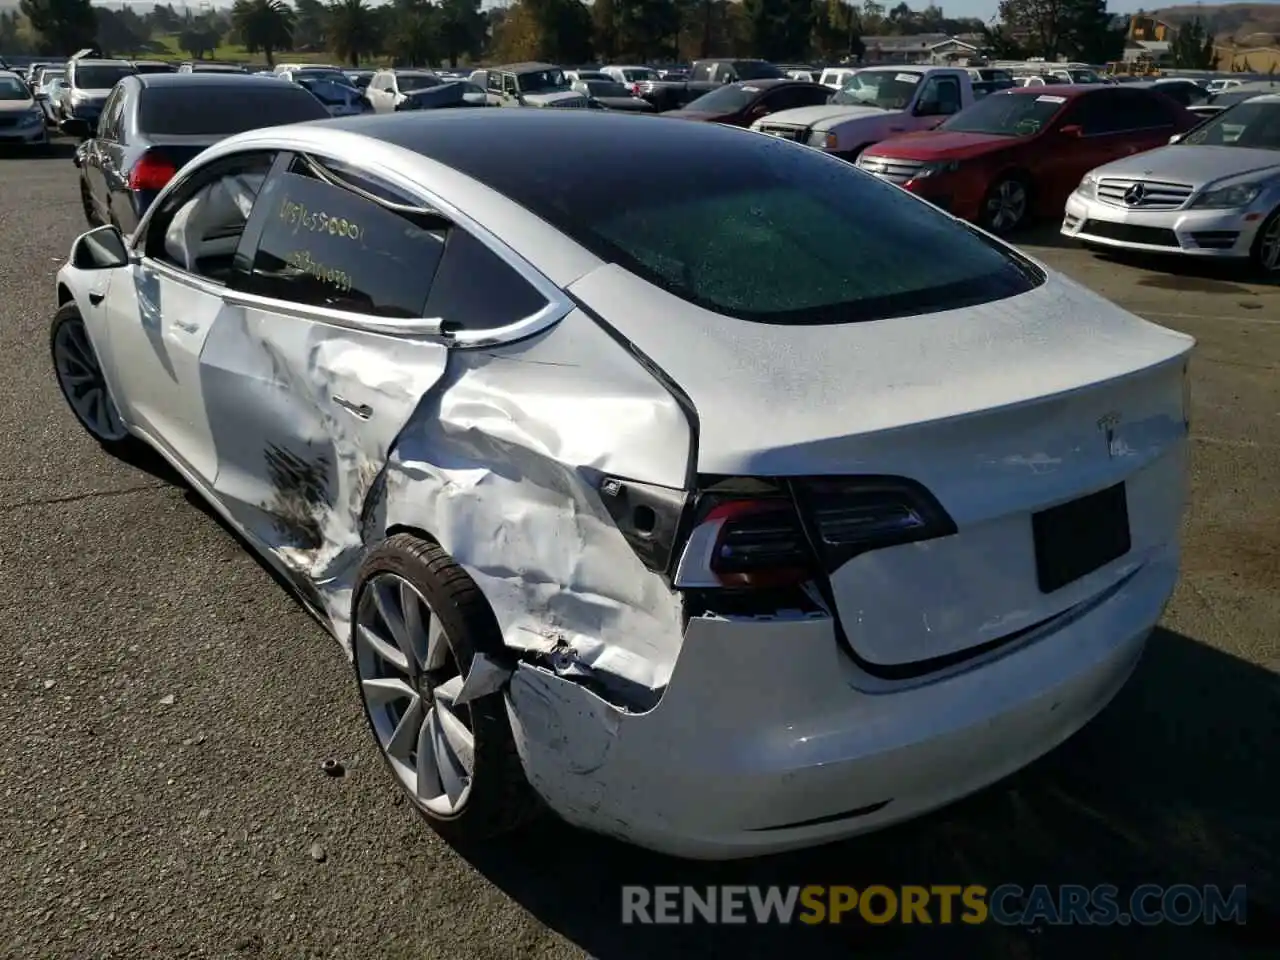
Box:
[437,0,483,68]
[179,24,223,59]
[592,0,618,60]
[231,0,294,68]
[326,0,379,66]
[1169,16,1217,70]
[743,0,813,62]
[292,0,327,49]
[387,0,438,66]
[20,0,97,54]
[613,0,678,61]
[996,0,1121,62]
[812,0,860,60]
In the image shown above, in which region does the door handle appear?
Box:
[332,395,372,420]
[88,291,105,306]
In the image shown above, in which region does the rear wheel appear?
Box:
[50,304,136,454]
[980,176,1031,235]
[1251,207,1280,278]
[352,534,537,844]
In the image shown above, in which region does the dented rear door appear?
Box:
[200,153,454,565]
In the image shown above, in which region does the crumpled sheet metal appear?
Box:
[203,300,691,698]
[200,305,449,640]
[373,309,693,696]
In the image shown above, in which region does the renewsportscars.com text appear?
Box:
[621,884,1249,926]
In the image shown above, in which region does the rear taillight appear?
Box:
[674,478,955,589]
[127,152,176,191]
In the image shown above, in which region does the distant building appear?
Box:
[862,33,983,65]
[1123,13,1176,65]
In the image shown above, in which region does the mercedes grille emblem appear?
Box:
[1123,183,1145,206]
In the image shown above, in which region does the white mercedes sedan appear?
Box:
[51,109,1193,860]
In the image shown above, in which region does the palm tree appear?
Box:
[232,0,295,69]
[327,0,380,67]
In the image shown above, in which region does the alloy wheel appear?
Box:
[52,316,128,442]
[355,572,476,817]
[986,180,1028,233]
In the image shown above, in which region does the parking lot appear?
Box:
[0,137,1276,958]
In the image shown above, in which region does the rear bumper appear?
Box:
[508,545,1177,859]
[1062,190,1266,259]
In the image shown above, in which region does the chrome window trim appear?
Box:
[130,138,574,348]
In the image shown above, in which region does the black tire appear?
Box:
[352,534,538,844]
[1249,206,1280,279]
[979,175,1031,235]
[49,303,140,456]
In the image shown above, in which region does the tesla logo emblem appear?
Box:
[1097,412,1122,458]
[1123,183,1145,206]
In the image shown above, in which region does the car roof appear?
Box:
[73,59,132,68]
[1001,83,1108,99]
[734,78,818,90]
[321,107,777,181]
[134,72,286,89]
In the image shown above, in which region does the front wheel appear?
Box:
[352,534,538,844]
[980,176,1031,235]
[49,304,137,454]
[1251,207,1280,278]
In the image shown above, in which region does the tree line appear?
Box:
[5,0,1136,69]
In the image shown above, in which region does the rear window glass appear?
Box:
[76,65,135,89]
[139,84,327,134]
[450,127,1039,324]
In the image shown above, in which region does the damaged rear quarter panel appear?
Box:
[372,306,694,694]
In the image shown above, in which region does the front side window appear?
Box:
[1183,100,1280,149]
[455,136,1039,324]
[833,70,920,110]
[143,151,278,282]
[238,159,447,318]
[940,92,1066,136]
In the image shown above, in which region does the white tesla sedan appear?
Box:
[51,110,1193,860]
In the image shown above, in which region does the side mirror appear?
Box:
[62,117,91,139]
[71,225,130,270]
[1059,124,1084,138]
[1168,133,1183,144]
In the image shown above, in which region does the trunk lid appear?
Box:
[569,264,1193,669]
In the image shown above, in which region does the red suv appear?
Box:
[856,85,1200,234]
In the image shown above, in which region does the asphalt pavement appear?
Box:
[0,139,1276,959]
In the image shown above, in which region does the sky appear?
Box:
[75,0,1280,23]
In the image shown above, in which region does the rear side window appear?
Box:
[453,131,1039,324]
[239,163,447,318]
[139,84,327,134]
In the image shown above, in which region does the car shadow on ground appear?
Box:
[456,628,1279,958]
[0,139,77,161]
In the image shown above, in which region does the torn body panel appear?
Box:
[198,303,449,634]
[374,306,694,698]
